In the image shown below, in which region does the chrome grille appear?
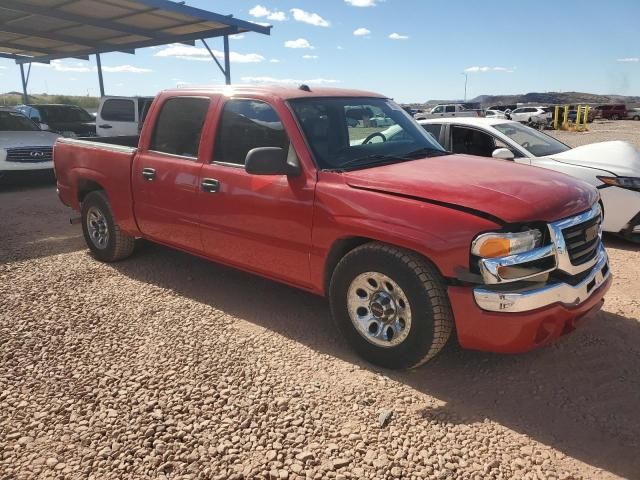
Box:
[5,146,53,163]
[562,213,601,266]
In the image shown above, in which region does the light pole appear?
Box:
[461,72,468,102]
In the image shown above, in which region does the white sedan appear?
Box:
[377,117,640,241]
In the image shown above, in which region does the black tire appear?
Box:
[633,116,640,121]
[81,190,135,262]
[611,114,619,120]
[329,242,454,369]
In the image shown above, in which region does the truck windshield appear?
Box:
[0,111,40,131]
[289,97,447,170]
[493,122,570,157]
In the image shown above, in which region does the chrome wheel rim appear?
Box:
[86,206,109,250]
[347,272,412,348]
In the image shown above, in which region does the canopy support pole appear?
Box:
[201,38,230,85]
[223,34,231,85]
[96,53,105,97]
[19,63,28,103]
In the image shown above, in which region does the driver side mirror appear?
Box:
[492,147,515,160]
[245,147,300,176]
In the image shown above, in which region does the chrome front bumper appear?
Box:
[474,244,610,313]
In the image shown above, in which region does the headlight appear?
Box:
[597,176,640,191]
[471,229,542,258]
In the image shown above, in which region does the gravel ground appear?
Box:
[1,124,640,480]
[550,119,640,149]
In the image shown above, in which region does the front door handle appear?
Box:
[99,124,112,129]
[201,178,220,193]
[142,167,156,181]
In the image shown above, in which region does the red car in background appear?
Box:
[594,104,627,120]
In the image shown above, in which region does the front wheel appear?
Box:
[633,116,640,121]
[329,243,454,369]
[81,190,135,262]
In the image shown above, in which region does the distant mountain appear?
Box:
[432,91,640,107]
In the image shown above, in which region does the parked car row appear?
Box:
[51,85,632,370]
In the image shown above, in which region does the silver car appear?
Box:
[626,108,640,121]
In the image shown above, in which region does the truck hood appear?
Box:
[0,131,60,148]
[343,154,597,224]
[543,141,640,177]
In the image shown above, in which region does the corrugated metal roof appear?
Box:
[0,0,270,62]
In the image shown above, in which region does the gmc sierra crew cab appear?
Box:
[54,85,611,369]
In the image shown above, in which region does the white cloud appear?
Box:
[389,33,409,40]
[249,5,287,21]
[302,55,318,60]
[290,8,330,27]
[155,45,265,63]
[102,65,152,73]
[230,34,245,40]
[32,60,92,72]
[464,65,514,73]
[252,21,272,27]
[353,27,371,36]
[284,38,314,49]
[0,66,7,69]
[617,57,639,62]
[345,0,379,6]
[270,58,281,63]
[241,76,339,85]
[31,60,151,73]
[249,5,269,17]
[337,46,343,50]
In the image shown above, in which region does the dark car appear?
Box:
[16,104,96,137]
[594,104,627,120]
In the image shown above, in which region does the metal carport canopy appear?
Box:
[0,0,271,99]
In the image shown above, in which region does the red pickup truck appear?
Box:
[54,85,611,369]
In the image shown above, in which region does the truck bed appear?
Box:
[53,137,139,233]
[78,135,140,148]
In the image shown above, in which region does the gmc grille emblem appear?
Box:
[29,151,45,158]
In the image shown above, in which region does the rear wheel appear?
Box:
[633,115,640,121]
[329,242,454,369]
[81,191,135,262]
[611,114,620,120]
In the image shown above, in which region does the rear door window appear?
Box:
[150,97,210,158]
[213,99,290,165]
[101,99,135,122]
[445,105,456,113]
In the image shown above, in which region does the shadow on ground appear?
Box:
[0,184,85,263]
[110,240,640,479]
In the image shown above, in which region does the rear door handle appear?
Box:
[142,167,156,181]
[201,178,220,193]
[99,124,112,129]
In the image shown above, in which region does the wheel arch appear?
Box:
[323,236,447,296]
[77,178,105,203]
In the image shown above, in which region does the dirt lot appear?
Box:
[1,122,639,480]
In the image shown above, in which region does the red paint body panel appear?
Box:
[343,156,598,224]
[449,275,611,353]
[53,86,607,356]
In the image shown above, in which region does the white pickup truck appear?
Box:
[415,104,483,120]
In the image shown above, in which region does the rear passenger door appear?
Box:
[132,96,213,253]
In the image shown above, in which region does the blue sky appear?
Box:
[0,0,639,103]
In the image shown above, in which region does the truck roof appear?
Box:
[160,84,387,100]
